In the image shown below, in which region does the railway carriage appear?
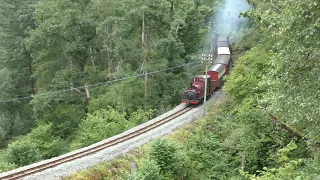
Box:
[213,55,231,74]
[207,64,226,88]
[216,35,230,55]
[215,35,231,74]
[217,46,230,55]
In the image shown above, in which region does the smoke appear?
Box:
[199,0,251,54]
[214,0,251,36]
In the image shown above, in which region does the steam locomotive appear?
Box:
[182,35,231,105]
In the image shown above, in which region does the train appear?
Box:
[182,35,231,105]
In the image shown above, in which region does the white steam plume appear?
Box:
[214,0,251,36]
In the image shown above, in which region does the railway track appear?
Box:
[0,106,193,180]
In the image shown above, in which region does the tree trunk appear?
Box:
[63,51,73,71]
[84,81,91,103]
[29,61,35,95]
[89,42,96,69]
[241,154,246,170]
[142,7,148,107]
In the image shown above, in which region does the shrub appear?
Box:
[6,137,41,166]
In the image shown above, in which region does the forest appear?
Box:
[0,0,217,171]
[1,0,320,179]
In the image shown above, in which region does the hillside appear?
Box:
[67,0,320,179]
[0,0,219,172]
[0,0,319,179]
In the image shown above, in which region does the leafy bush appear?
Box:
[6,137,42,166]
[71,108,128,149]
[242,142,316,180]
[28,123,69,158]
[149,138,190,179]
[71,107,154,150]
[0,150,16,173]
[135,159,162,180]
[149,138,178,174]
[0,161,16,173]
[0,123,68,170]
[128,109,153,125]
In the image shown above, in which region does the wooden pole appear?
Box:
[204,62,208,116]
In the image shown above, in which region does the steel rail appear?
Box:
[1,106,193,180]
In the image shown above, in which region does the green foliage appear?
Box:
[0,112,11,147]
[186,129,236,179]
[241,141,313,180]
[0,150,16,173]
[301,155,320,179]
[223,35,291,173]
[0,0,217,172]
[0,0,36,148]
[129,109,154,125]
[0,123,68,169]
[6,137,42,166]
[0,161,16,173]
[224,46,271,103]
[28,123,69,159]
[31,95,87,139]
[245,0,320,142]
[71,107,153,150]
[149,138,190,179]
[149,138,178,174]
[0,110,34,148]
[71,108,127,149]
[0,69,15,101]
[135,159,162,180]
[88,79,145,114]
[222,0,320,176]
[39,0,320,178]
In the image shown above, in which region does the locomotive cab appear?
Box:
[182,76,214,105]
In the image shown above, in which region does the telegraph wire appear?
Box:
[0,60,202,103]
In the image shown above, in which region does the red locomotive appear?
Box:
[182,75,215,105]
[182,35,231,105]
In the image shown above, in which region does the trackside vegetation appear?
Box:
[0,0,218,172]
[0,0,319,179]
[65,0,319,179]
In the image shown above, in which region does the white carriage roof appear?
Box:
[208,63,225,73]
[217,47,230,55]
[213,55,230,65]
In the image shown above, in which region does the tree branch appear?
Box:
[268,113,304,140]
[267,113,320,145]
[71,87,82,94]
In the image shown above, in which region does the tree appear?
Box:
[0,0,219,171]
[0,0,37,146]
[149,138,190,178]
[244,0,320,142]
[71,108,128,149]
[136,159,162,180]
[28,123,68,159]
[6,137,42,166]
[242,141,317,180]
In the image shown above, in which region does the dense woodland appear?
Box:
[0,0,217,171]
[0,0,319,179]
[67,0,319,179]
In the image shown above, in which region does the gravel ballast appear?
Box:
[0,91,226,180]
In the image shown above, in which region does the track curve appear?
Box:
[0,106,192,180]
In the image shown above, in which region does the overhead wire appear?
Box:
[0,60,202,103]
